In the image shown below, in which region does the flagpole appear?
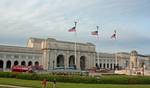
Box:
[114,30,117,71]
[96,26,99,69]
[74,21,77,70]
[115,52,117,70]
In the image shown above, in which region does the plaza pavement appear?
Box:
[0,84,31,88]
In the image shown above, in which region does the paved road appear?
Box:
[0,84,31,88]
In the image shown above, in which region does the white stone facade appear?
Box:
[27,38,96,70]
[0,45,42,71]
[96,51,150,70]
[96,53,116,69]
[0,37,96,71]
[0,37,150,72]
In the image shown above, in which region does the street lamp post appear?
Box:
[53,60,55,70]
[142,62,145,76]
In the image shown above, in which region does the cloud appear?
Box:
[0,0,150,54]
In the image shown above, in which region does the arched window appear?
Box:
[96,63,98,68]
[107,64,109,68]
[28,61,32,66]
[35,61,39,66]
[6,60,11,69]
[56,55,64,67]
[0,60,4,69]
[99,63,102,68]
[21,61,26,66]
[103,63,105,68]
[14,60,19,66]
[69,55,75,68]
[110,64,112,69]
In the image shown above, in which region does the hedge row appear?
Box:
[0,72,150,84]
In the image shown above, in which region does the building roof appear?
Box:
[0,45,42,54]
[30,37,95,46]
[98,52,115,58]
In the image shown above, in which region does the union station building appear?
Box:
[0,37,150,72]
[0,37,96,71]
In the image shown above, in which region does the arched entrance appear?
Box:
[6,60,11,69]
[99,63,102,68]
[80,56,86,70]
[28,61,32,66]
[21,61,26,66]
[69,55,75,68]
[0,60,3,70]
[35,61,39,66]
[14,60,18,66]
[107,63,109,68]
[103,63,105,68]
[96,63,99,69]
[57,55,64,67]
[34,61,40,70]
[110,64,112,69]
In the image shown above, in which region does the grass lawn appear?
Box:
[0,77,150,88]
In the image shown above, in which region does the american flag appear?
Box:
[91,31,98,35]
[111,30,116,39]
[68,27,76,32]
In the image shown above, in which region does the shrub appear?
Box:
[0,72,150,84]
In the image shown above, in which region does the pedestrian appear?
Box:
[52,78,56,88]
[42,79,47,88]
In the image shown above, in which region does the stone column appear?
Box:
[42,49,49,70]
[49,50,55,70]
[3,60,6,71]
[109,62,111,69]
[26,61,28,66]
[64,51,68,69]
[18,61,21,65]
[85,55,89,69]
[112,63,114,69]
[11,60,13,68]
[88,53,94,69]
[54,51,57,69]
[76,52,80,70]
[66,51,69,68]
[101,60,104,68]
[130,50,138,68]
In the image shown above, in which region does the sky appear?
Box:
[0,0,150,54]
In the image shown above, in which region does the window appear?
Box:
[103,64,105,68]
[96,59,98,62]
[107,64,109,68]
[21,56,26,59]
[6,55,11,58]
[35,56,40,59]
[107,60,109,62]
[0,54,4,58]
[99,63,102,68]
[28,56,32,59]
[14,55,19,59]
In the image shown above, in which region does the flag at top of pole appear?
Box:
[68,27,76,32]
[91,26,99,36]
[111,30,116,39]
[68,22,77,32]
[91,31,98,35]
